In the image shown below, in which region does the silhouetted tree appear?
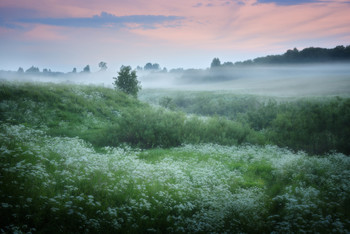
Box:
[152,63,160,70]
[232,45,350,65]
[17,67,24,73]
[144,63,153,70]
[25,66,40,73]
[222,62,234,67]
[284,48,299,62]
[98,62,107,71]
[144,63,160,70]
[210,58,221,68]
[83,65,90,73]
[113,66,141,98]
[72,68,77,73]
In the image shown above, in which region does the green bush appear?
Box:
[107,109,259,149]
[200,117,250,145]
[111,108,186,148]
[268,98,350,154]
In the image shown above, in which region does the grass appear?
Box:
[1,81,350,232]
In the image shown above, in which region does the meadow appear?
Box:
[1,81,350,233]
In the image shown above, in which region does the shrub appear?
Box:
[112,107,186,148]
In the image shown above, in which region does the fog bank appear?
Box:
[138,64,350,97]
[1,63,349,97]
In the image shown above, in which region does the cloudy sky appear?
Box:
[0,0,349,71]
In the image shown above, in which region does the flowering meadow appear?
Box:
[1,81,350,233]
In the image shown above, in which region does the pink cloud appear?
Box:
[0,0,349,69]
[23,25,67,41]
[124,0,350,52]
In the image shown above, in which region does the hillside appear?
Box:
[1,81,350,233]
[1,81,350,154]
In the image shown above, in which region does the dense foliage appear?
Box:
[140,90,350,155]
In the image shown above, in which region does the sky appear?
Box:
[0,0,350,72]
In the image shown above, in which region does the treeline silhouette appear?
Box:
[233,45,350,66]
[1,45,349,78]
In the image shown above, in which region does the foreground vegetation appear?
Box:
[1,124,350,233]
[1,81,350,232]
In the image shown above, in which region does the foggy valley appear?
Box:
[1,0,350,230]
[2,51,350,234]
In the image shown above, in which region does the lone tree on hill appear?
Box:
[113,66,141,98]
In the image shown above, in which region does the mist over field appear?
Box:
[140,64,350,97]
[1,63,350,97]
[1,60,350,233]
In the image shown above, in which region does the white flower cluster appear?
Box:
[1,124,349,233]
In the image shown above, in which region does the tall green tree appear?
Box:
[113,66,141,97]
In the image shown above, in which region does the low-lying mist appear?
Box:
[1,63,349,97]
[139,63,350,97]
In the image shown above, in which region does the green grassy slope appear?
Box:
[1,81,350,233]
[0,81,265,149]
[0,81,143,147]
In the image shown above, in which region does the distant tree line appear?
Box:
[2,45,349,77]
[140,45,350,73]
[221,45,350,67]
[10,61,168,76]
[8,61,110,77]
